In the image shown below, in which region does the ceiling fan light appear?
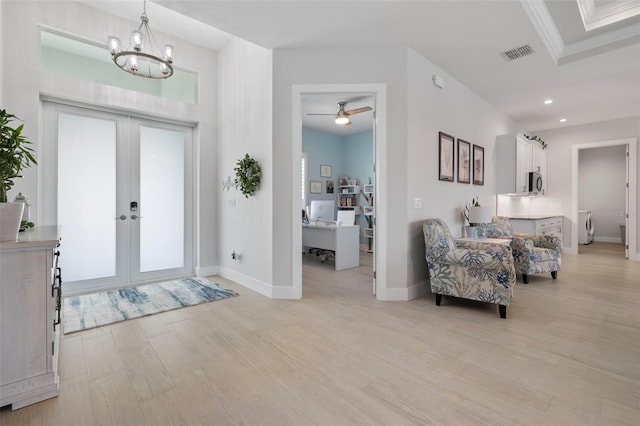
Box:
[335,115,351,125]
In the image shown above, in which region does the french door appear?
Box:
[43,102,193,295]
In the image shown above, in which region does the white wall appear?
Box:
[532,116,640,256]
[273,46,408,298]
[579,146,626,242]
[406,48,520,288]
[271,46,520,300]
[217,37,274,295]
[0,0,4,105]
[2,1,219,272]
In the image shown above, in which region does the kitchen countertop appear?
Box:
[508,215,563,220]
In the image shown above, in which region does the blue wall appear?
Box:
[302,127,374,244]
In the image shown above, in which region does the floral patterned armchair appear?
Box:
[479,216,562,284]
[423,218,516,318]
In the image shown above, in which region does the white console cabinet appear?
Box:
[510,216,562,240]
[0,226,62,410]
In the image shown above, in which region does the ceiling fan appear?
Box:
[307,101,373,126]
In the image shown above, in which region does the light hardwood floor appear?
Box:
[1,242,638,425]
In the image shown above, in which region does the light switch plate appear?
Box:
[413,197,422,209]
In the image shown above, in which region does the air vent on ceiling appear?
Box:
[501,44,535,61]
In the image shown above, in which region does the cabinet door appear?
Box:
[516,136,532,193]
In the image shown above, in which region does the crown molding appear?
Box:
[520,0,564,64]
[520,0,640,65]
[577,0,640,31]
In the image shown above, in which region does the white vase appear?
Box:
[0,202,25,242]
[465,226,478,239]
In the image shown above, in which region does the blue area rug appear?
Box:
[63,277,238,334]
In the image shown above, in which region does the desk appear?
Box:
[302,223,359,271]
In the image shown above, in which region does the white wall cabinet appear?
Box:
[496,134,547,195]
[0,226,62,410]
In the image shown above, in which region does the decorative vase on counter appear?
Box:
[0,202,25,242]
[465,226,478,239]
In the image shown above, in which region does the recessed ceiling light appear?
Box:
[544,99,553,104]
[560,118,567,122]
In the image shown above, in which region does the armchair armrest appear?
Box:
[443,246,514,269]
[513,233,561,252]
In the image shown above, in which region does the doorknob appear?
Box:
[117,215,127,220]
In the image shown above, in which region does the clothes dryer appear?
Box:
[578,210,594,244]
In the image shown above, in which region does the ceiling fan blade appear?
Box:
[307,113,337,116]
[345,106,373,116]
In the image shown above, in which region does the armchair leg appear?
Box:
[522,274,529,284]
[499,305,507,319]
[435,293,442,306]
[551,271,558,279]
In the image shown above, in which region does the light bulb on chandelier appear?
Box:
[107,0,174,79]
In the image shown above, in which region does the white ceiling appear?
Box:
[89,0,640,134]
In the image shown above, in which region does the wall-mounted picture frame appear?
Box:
[310,180,322,194]
[457,139,471,184]
[320,164,332,178]
[473,144,485,185]
[326,180,334,194]
[438,132,455,182]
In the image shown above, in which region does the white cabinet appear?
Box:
[496,134,547,195]
[0,226,62,410]
[510,216,562,241]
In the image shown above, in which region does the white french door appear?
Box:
[43,102,193,295]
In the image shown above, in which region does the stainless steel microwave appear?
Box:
[528,172,543,194]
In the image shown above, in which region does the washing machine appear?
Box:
[578,210,594,244]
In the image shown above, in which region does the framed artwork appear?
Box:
[320,164,332,178]
[457,139,471,184]
[473,144,484,185]
[326,180,334,194]
[310,180,322,194]
[438,132,455,182]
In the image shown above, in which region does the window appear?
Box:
[40,29,197,104]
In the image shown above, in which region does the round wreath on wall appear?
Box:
[234,153,261,198]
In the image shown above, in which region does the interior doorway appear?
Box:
[291,84,388,299]
[571,138,637,260]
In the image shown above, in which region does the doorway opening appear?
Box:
[291,84,387,299]
[572,138,637,260]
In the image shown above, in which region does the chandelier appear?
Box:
[107,0,174,79]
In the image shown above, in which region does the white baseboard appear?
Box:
[216,267,298,299]
[377,281,427,301]
[195,265,219,277]
[594,236,623,244]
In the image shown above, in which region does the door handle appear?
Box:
[131,215,143,220]
[117,215,127,220]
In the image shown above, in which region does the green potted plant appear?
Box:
[0,109,37,241]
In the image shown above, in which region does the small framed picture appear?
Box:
[473,145,484,185]
[326,180,334,194]
[320,165,332,178]
[310,180,322,194]
[438,132,455,182]
[457,139,471,184]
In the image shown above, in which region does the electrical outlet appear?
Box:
[227,199,236,208]
[413,197,422,209]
